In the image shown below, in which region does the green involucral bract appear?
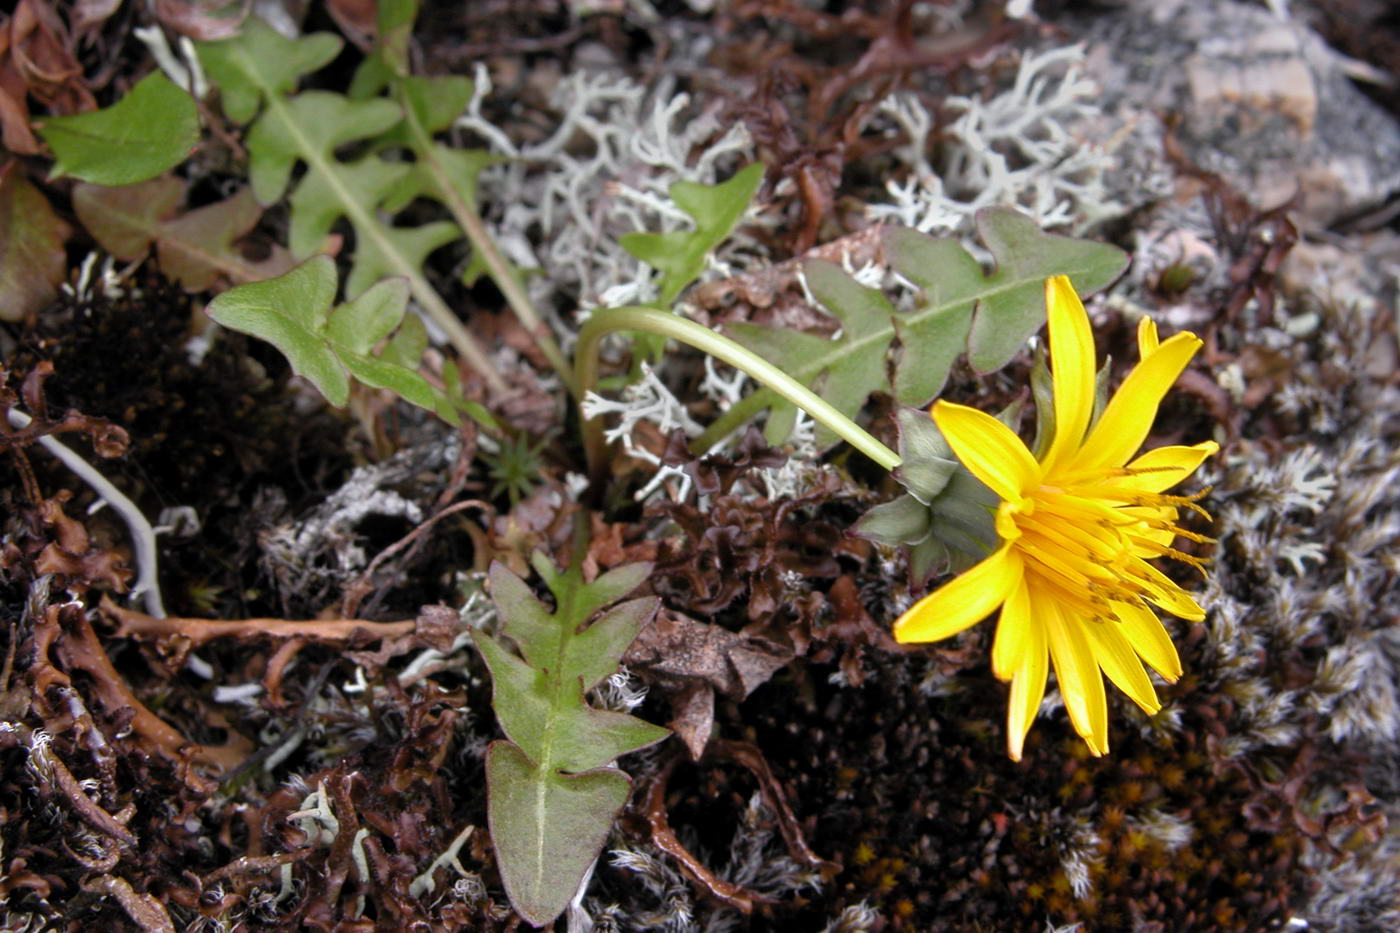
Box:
[474,557,669,927]
[853,407,999,582]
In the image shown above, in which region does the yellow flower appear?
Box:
[894,275,1218,760]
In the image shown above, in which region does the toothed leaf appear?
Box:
[474,558,669,928]
[730,208,1128,447]
[197,17,342,124]
[621,162,764,306]
[39,72,199,185]
[207,257,443,414]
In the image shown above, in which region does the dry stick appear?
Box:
[34,604,236,789]
[2,721,138,848]
[103,599,418,649]
[709,739,838,874]
[81,874,176,933]
[643,754,770,914]
[340,498,492,617]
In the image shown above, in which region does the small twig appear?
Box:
[81,874,177,933]
[102,597,417,650]
[10,721,137,848]
[340,498,492,617]
[35,604,241,788]
[6,408,166,618]
[643,754,770,914]
[709,739,839,875]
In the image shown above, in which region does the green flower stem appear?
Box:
[394,84,579,399]
[576,306,901,478]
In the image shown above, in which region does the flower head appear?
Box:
[894,275,1218,760]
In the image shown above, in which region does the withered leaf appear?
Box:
[0,160,70,321]
[73,178,294,292]
[0,1,96,155]
[152,0,249,40]
[624,610,794,758]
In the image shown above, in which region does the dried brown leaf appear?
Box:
[73,178,295,292]
[0,160,70,321]
[624,610,793,758]
[0,1,95,154]
[152,0,249,40]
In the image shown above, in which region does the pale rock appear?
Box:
[1076,0,1400,230]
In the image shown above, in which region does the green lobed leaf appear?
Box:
[198,21,470,306]
[485,742,631,928]
[73,178,295,291]
[197,17,342,124]
[206,257,444,414]
[346,0,418,97]
[39,72,199,186]
[620,162,765,306]
[473,558,669,928]
[206,255,347,404]
[0,161,71,322]
[727,208,1128,447]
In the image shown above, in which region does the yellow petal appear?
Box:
[1131,556,1207,621]
[932,402,1041,502]
[1123,504,1179,555]
[894,544,1023,643]
[1077,331,1202,470]
[1006,614,1048,762]
[1044,598,1109,756]
[1041,276,1097,473]
[992,576,1032,680]
[1118,441,1219,493]
[1111,600,1183,682]
[1083,618,1160,715]
[1137,316,1160,357]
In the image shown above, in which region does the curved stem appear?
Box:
[576,307,901,479]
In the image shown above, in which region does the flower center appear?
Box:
[1008,481,1214,621]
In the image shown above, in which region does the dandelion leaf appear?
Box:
[206,256,445,414]
[197,21,481,306]
[39,71,198,186]
[474,559,668,928]
[730,258,894,447]
[729,207,1128,447]
[621,162,764,306]
[197,17,342,124]
[961,208,1131,373]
